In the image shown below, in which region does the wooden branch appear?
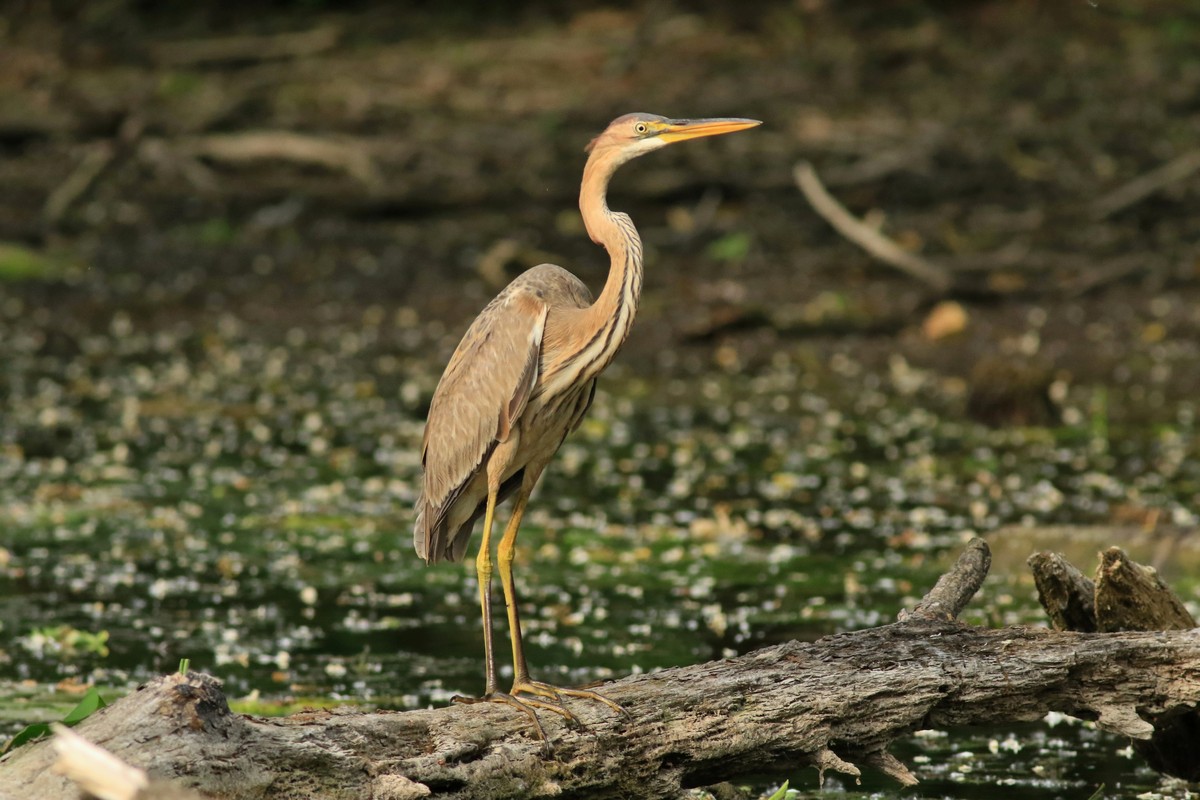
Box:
[157,132,383,188]
[6,540,1200,799]
[1064,253,1155,298]
[50,724,147,800]
[1092,150,1200,219]
[42,143,115,227]
[793,161,953,293]
[901,537,989,621]
[148,26,341,67]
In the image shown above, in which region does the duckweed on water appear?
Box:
[1,289,1199,795]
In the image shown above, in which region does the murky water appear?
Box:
[1,259,1198,798]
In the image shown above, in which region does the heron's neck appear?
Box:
[576,153,643,378]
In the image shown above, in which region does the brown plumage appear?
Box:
[413,112,760,737]
[415,265,593,563]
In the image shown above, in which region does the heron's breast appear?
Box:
[522,383,591,447]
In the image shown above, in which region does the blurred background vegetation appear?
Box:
[1,1,1199,796]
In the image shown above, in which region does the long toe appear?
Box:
[452,692,553,743]
[512,679,628,718]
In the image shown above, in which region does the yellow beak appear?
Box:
[657,117,762,143]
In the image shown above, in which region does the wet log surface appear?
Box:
[6,540,1200,800]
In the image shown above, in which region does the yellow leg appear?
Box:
[497,487,532,680]
[474,488,499,694]
[498,480,628,719]
[453,479,576,744]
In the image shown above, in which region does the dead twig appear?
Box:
[137,139,219,193]
[171,131,382,188]
[42,143,115,227]
[1092,150,1200,220]
[1066,253,1156,298]
[794,161,953,293]
[148,26,341,67]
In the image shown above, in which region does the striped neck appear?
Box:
[576,152,644,380]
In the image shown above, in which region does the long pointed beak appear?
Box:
[657,117,762,144]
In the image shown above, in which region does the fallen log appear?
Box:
[4,539,1200,799]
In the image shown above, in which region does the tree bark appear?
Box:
[1029,545,1200,781]
[1027,550,1098,632]
[1094,546,1196,633]
[5,540,1200,800]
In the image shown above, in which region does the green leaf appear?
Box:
[61,688,107,725]
[179,657,191,675]
[3,687,108,753]
[765,780,790,800]
[198,218,237,246]
[4,723,51,753]
[0,243,62,282]
[706,232,752,263]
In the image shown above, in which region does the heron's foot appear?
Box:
[451,691,577,744]
[511,678,630,720]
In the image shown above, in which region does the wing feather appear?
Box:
[415,288,549,562]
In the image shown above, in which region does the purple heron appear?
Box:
[414,113,760,737]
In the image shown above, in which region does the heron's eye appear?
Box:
[635,122,648,134]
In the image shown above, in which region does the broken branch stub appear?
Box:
[1029,545,1200,782]
[1028,550,1098,632]
[901,537,990,621]
[1095,546,1196,632]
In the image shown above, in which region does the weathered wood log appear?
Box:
[1028,550,1097,632]
[5,540,1200,800]
[1095,545,1196,633]
[1030,545,1200,781]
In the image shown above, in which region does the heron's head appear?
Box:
[585,113,761,165]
